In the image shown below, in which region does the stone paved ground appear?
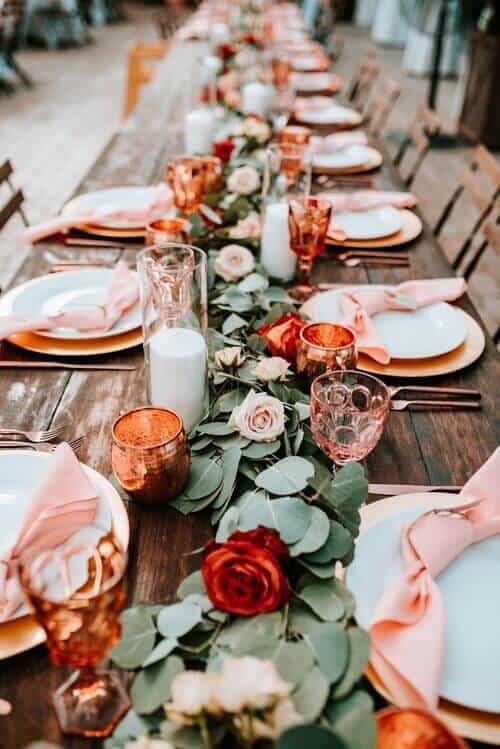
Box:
[1,11,498,337]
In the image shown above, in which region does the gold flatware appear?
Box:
[49,262,134,273]
[64,238,140,249]
[0,425,64,442]
[0,361,136,371]
[369,483,461,496]
[389,385,481,399]
[336,257,409,268]
[0,436,85,453]
[334,250,409,260]
[390,399,481,411]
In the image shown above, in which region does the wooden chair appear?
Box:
[0,160,28,231]
[363,74,401,137]
[123,41,170,120]
[347,52,379,109]
[393,106,441,188]
[327,30,344,62]
[434,145,500,273]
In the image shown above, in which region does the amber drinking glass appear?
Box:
[19,534,129,737]
[310,370,390,465]
[288,195,332,299]
[167,155,221,214]
[271,56,292,88]
[278,125,311,147]
[296,322,357,389]
[145,218,189,246]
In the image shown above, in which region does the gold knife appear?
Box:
[369,483,461,496]
[0,361,136,371]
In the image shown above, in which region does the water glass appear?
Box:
[288,195,331,297]
[310,371,390,465]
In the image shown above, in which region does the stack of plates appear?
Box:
[302,284,485,378]
[312,143,382,174]
[0,451,129,659]
[344,493,500,744]
[327,205,423,250]
[0,269,143,356]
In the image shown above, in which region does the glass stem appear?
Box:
[298,256,313,283]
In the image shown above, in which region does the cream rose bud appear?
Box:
[214,244,255,282]
[253,357,290,382]
[214,346,245,369]
[227,165,260,196]
[214,657,292,713]
[229,390,285,442]
[164,671,219,725]
[243,117,272,144]
[229,212,261,239]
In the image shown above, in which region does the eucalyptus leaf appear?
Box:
[212,447,241,510]
[177,571,206,600]
[131,655,184,714]
[255,456,315,495]
[237,492,276,531]
[333,628,371,699]
[329,463,368,509]
[307,623,349,685]
[190,436,212,452]
[238,272,269,293]
[142,638,178,667]
[295,402,311,421]
[277,725,346,749]
[157,602,203,638]
[304,521,353,564]
[215,506,240,542]
[329,579,356,619]
[184,458,223,500]
[289,508,330,556]
[272,641,315,686]
[292,666,329,721]
[211,434,249,451]
[170,492,220,515]
[298,559,336,579]
[270,497,312,544]
[298,581,345,622]
[215,389,247,414]
[222,313,248,336]
[242,440,281,459]
[196,422,234,437]
[111,606,156,669]
[287,602,324,636]
[326,690,376,749]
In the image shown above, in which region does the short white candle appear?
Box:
[241,82,276,118]
[260,202,296,281]
[148,327,207,433]
[201,55,223,84]
[184,107,216,155]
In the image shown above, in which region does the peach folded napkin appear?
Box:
[369,447,500,711]
[295,96,333,113]
[310,131,368,153]
[0,443,98,623]
[22,182,173,244]
[0,261,138,341]
[322,190,417,216]
[338,278,467,363]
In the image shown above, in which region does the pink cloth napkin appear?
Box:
[0,261,138,341]
[295,95,333,113]
[0,443,98,623]
[310,131,368,153]
[369,447,500,711]
[323,190,417,216]
[22,182,173,244]
[338,278,467,363]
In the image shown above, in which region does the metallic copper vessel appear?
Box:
[296,322,357,388]
[376,708,470,749]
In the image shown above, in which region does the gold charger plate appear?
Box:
[77,222,145,239]
[327,209,422,249]
[313,147,382,176]
[7,327,143,357]
[358,309,485,378]
[345,492,500,745]
[0,453,130,660]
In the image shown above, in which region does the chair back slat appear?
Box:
[0,160,14,184]
[365,75,401,136]
[0,189,24,231]
[482,217,500,252]
[347,52,379,107]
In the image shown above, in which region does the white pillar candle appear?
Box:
[241,82,276,118]
[210,23,230,44]
[201,54,223,85]
[148,327,207,432]
[260,202,296,281]
[184,107,216,155]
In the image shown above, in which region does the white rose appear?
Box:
[124,736,174,749]
[214,244,255,282]
[214,346,246,369]
[253,357,290,382]
[229,212,261,239]
[228,390,285,442]
[164,671,220,725]
[243,117,272,144]
[227,166,260,196]
[214,657,291,713]
[249,697,304,741]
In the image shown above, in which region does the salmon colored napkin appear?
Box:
[310,131,368,153]
[22,182,173,244]
[0,261,138,341]
[0,443,97,623]
[295,95,334,113]
[322,190,417,217]
[338,278,467,363]
[369,447,500,710]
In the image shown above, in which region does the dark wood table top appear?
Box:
[0,42,498,749]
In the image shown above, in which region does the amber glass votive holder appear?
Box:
[278,125,311,147]
[296,322,357,389]
[144,218,189,246]
[201,155,223,194]
[111,407,190,504]
[167,156,206,213]
[376,708,469,749]
[271,57,292,88]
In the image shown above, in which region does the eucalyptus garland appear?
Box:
[107,22,377,749]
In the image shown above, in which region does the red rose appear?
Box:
[201,526,291,617]
[257,312,307,362]
[213,139,235,163]
[200,85,223,105]
[217,43,236,60]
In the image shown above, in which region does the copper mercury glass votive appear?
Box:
[296,322,358,389]
[376,708,470,749]
[278,124,312,147]
[167,156,206,213]
[144,218,189,246]
[111,406,190,504]
[201,155,223,194]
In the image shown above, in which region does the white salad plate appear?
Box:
[346,496,500,714]
[0,269,141,340]
[333,206,404,240]
[304,285,468,359]
[313,145,378,173]
[297,104,361,125]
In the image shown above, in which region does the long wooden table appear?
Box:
[1,42,499,749]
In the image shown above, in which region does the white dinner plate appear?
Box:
[292,73,338,92]
[346,499,500,713]
[0,450,129,623]
[304,285,468,359]
[313,145,377,173]
[1,269,140,340]
[333,206,404,240]
[297,104,361,125]
[63,186,172,229]
[292,56,326,72]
